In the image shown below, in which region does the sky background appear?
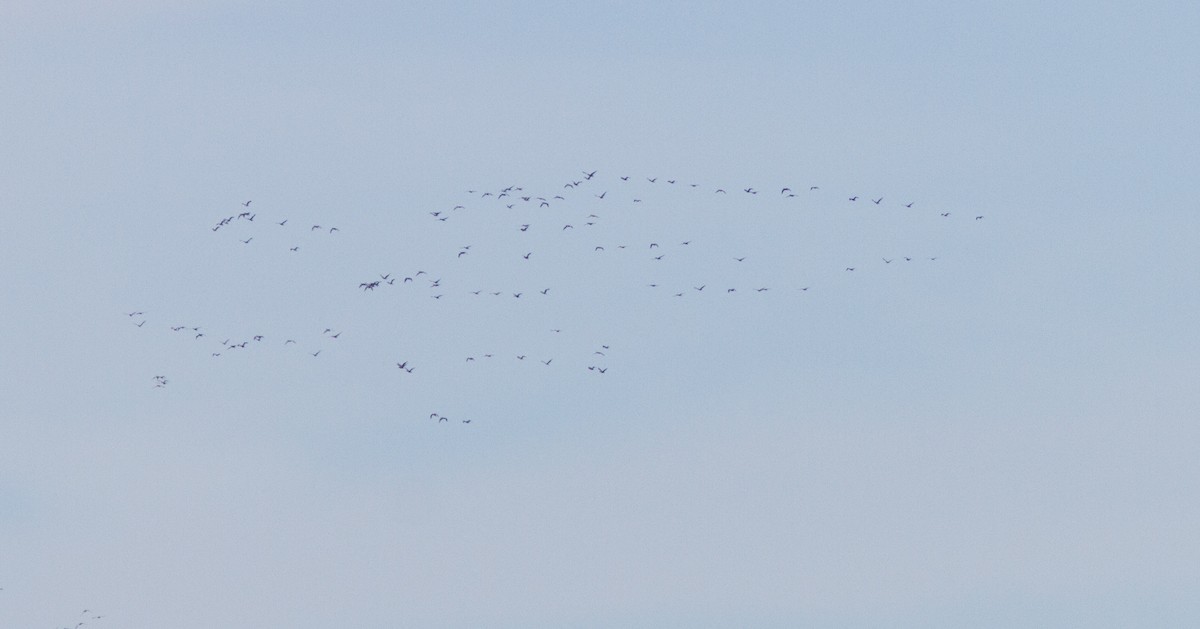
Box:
[2,1,1199,627]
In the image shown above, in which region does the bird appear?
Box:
[845,267,855,271]
[941,212,951,217]
[541,359,553,365]
[734,257,746,262]
[872,197,883,204]
[694,285,705,291]
[975,215,984,220]
[310,350,321,357]
[848,196,858,201]
[583,170,597,179]
[397,361,408,370]
[311,225,321,230]
[241,200,251,207]
[289,246,299,251]
[883,258,893,263]
[520,224,530,231]
[277,219,287,226]
[540,288,550,295]
[240,237,252,244]
[523,252,532,259]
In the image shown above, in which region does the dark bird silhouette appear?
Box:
[311,350,321,357]
[242,200,251,207]
[541,359,552,365]
[715,188,726,193]
[883,258,893,263]
[905,202,914,208]
[523,252,532,259]
[941,212,951,217]
[312,225,321,230]
[290,246,299,251]
[240,237,252,244]
[845,267,855,271]
[540,288,550,295]
[277,219,287,226]
[595,191,606,199]
[694,285,705,291]
[520,224,530,231]
[744,187,757,194]
[848,196,858,201]
[975,215,984,220]
[647,177,657,183]
[734,257,746,262]
[583,170,597,179]
[872,197,883,204]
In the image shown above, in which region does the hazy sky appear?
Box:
[2,2,1199,627]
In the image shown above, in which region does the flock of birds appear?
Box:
[127,169,988,425]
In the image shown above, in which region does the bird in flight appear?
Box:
[872,197,883,204]
[242,200,252,207]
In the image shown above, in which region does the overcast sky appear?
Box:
[2,2,1199,627]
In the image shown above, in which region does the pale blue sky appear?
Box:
[2,2,1198,627]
